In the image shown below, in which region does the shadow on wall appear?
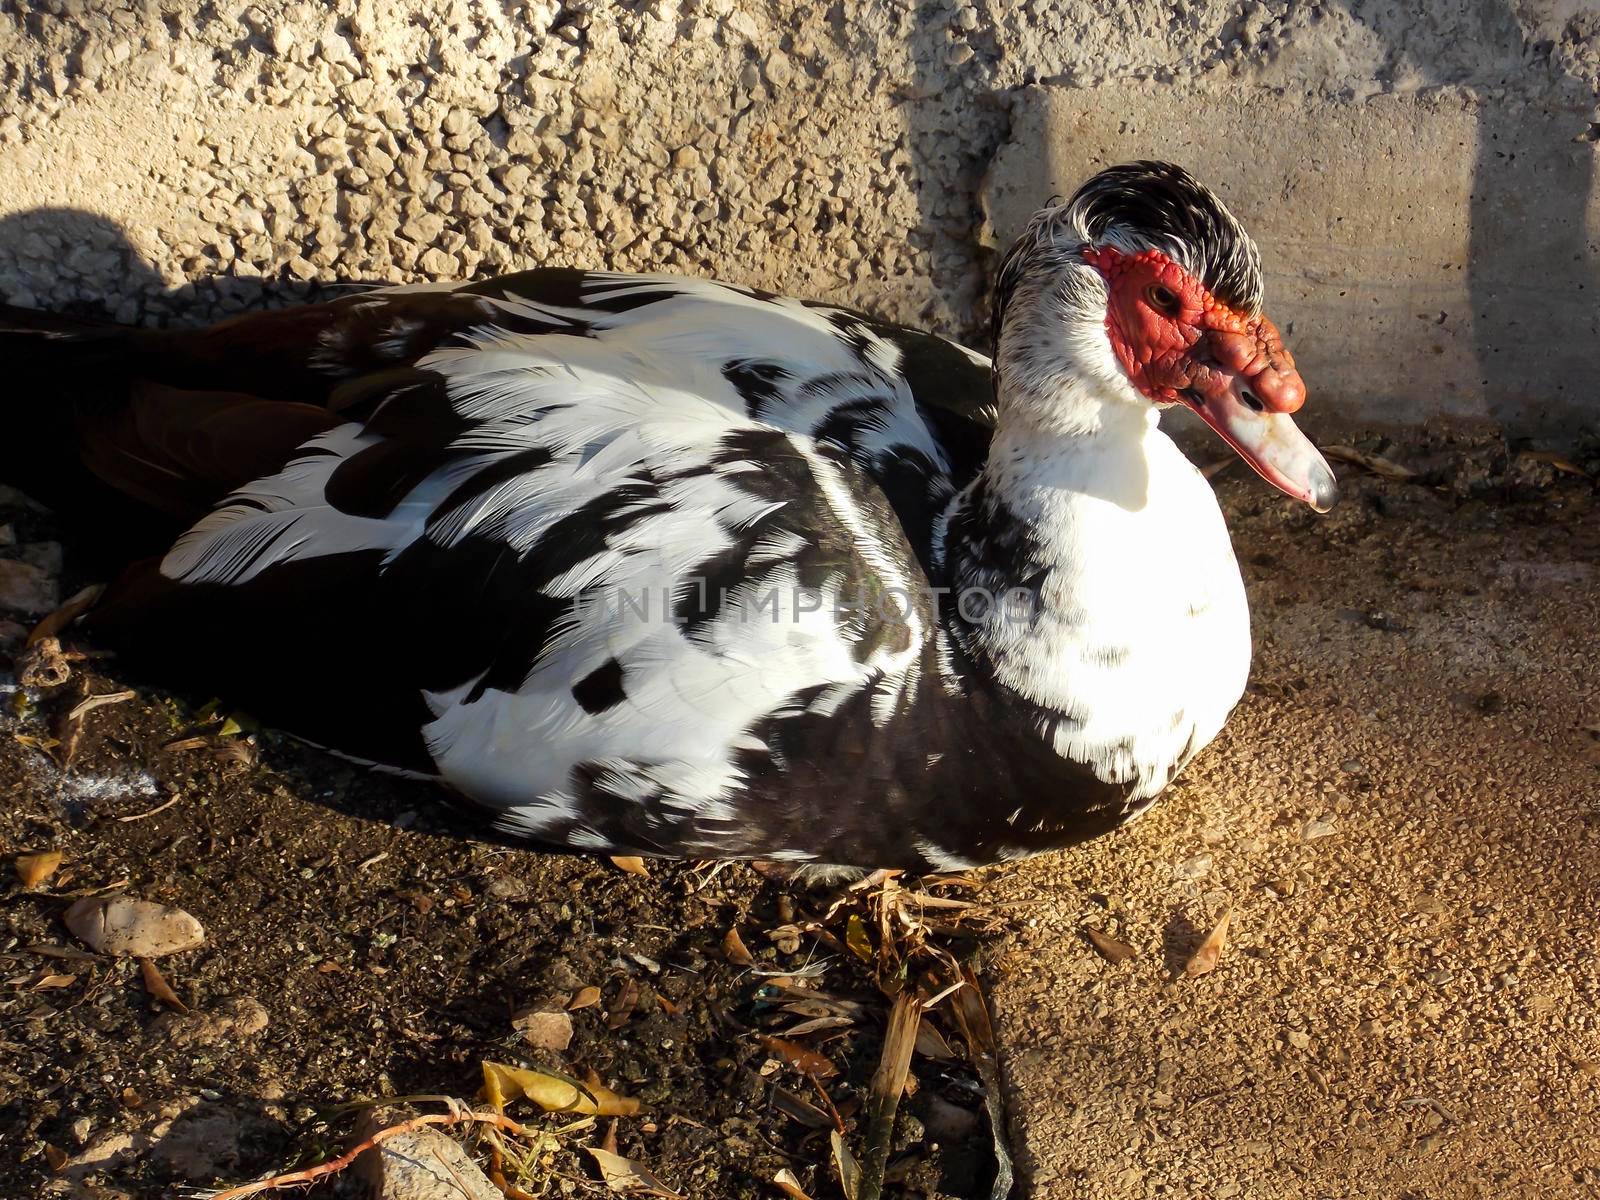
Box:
[0,208,376,325]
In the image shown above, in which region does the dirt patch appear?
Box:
[0,550,1006,1198]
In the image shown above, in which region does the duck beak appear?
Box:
[1183,321,1340,513]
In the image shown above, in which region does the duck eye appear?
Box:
[1145,284,1181,316]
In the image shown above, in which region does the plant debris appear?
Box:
[482,1061,641,1117]
[139,957,190,1013]
[585,1146,684,1197]
[1083,925,1136,963]
[14,849,63,889]
[1184,906,1235,977]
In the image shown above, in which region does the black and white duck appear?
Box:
[0,161,1337,871]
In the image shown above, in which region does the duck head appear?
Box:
[993,160,1339,513]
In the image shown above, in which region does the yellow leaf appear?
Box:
[482,1060,640,1117]
[844,914,872,962]
[15,850,63,889]
[609,856,650,877]
[568,985,602,1011]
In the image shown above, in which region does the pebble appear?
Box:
[512,1006,574,1051]
[0,557,58,614]
[1301,816,1337,841]
[1174,852,1213,880]
[355,1106,501,1200]
[63,896,206,957]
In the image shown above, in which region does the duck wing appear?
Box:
[15,272,993,857]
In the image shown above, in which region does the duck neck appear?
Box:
[939,372,1166,705]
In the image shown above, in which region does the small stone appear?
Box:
[0,557,58,614]
[1286,1029,1310,1050]
[63,896,206,958]
[1423,968,1454,986]
[671,145,700,170]
[1174,852,1212,880]
[1264,877,1296,897]
[512,1007,574,1052]
[152,997,269,1049]
[1301,816,1337,841]
[356,1106,501,1199]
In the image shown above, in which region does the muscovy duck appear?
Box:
[1,162,1336,870]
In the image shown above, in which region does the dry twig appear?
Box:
[198,1100,531,1200]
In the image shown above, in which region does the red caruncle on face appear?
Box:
[1081,245,1305,415]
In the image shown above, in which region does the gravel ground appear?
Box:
[992,443,1600,1199]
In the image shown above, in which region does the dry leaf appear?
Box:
[1322,444,1417,480]
[1083,926,1136,964]
[34,973,76,990]
[759,1036,839,1080]
[1184,907,1234,977]
[62,896,205,958]
[914,1017,957,1061]
[608,977,640,1029]
[15,850,63,889]
[482,1060,640,1117]
[139,957,190,1014]
[585,1147,684,1198]
[568,985,602,1011]
[773,1168,817,1200]
[1517,449,1592,479]
[830,1130,860,1200]
[609,856,650,878]
[722,927,754,966]
[781,1014,855,1038]
[27,584,103,646]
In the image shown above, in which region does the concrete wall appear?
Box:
[0,1,1596,440]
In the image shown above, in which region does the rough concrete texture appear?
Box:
[983,83,1600,440]
[2,3,1596,437]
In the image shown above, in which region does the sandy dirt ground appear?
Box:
[3,430,1597,1200]
[990,443,1600,1199]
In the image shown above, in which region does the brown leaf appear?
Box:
[27,584,103,646]
[608,977,641,1029]
[1184,906,1234,977]
[1322,444,1417,480]
[1083,926,1136,964]
[760,1035,839,1080]
[1517,449,1592,479]
[585,1146,684,1197]
[722,927,755,967]
[568,985,602,1011]
[609,856,651,878]
[914,1016,957,1062]
[33,973,76,990]
[512,1007,573,1051]
[15,850,63,890]
[138,957,190,1014]
[772,1167,817,1200]
[43,1143,68,1172]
